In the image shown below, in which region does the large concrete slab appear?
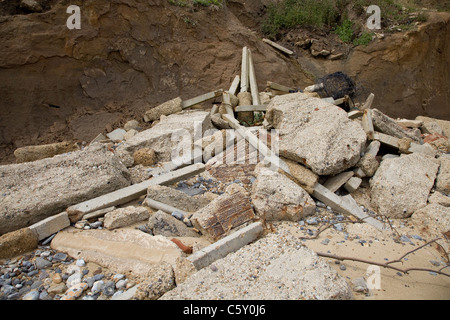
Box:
[51,228,182,277]
[0,147,131,235]
[265,93,366,176]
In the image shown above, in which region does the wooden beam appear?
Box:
[262,38,294,55]
[182,90,223,109]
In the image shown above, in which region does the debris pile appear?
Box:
[0,45,449,300]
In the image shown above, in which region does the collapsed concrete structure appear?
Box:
[1,47,449,300]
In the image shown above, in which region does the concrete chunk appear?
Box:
[0,228,39,259]
[344,177,362,193]
[265,93,366,176]
[0,147,131,235]
[187,221,264,270]
[29,212,70,241]
[51,228,181,277]
[13,141,79,164]
[372,109,421,142]
[252,165,315,221]
[103,206,150,230]
[143,97,182,123]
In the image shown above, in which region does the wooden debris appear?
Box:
[262,38,294,55]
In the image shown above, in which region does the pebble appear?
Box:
[76,259,86,267]
[340,264,347,271]
[66,273,82,287]
[35,257,52,269]
[62,283,88,300]
[22,290,40,300]
[92,280,105,294]
[306,217,319,225]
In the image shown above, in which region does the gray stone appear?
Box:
[265,93,366,175]
[103,206,150,230]
[370,153,440,218]
[251,165,316,221]
[35,257,52,270]
[22,290,40,300]
[411,204,450,239]
[0,147,131,235]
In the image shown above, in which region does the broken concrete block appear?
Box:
[436,156,450,194]
[361,109,375,140]
[51,228,181,277]
[372,109,421,142]
[147,210,200,238]
[374,132,437,157]
[265,93,366,176]
[146,185,210,213]
[357,153,379,177]
[411,204,450,239]
[14,141,79,163]
[237,92,253,125]
[210,113,231,130]
[107,128,127,142]
[396,119,423,128]
[186,221,264,271]
[143,97,183,123]
[370,153,440,218]
[116,110,213,167]
[252,166,315,221]
[133,148,157,166]
[0,228,39,259]
[323,171,354,193]
[416,116,450,138]
[344,177,362,193]
[278,157,319,194]
[428,192,450,207]
[103,206,150,230]
[0,147,131,235]
[124,129,138,141]
[421,120,444,135]
[29,212,70,241]
[190,190,255,242]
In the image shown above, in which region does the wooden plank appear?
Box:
[182,90,223,109]
[247,48,261,105]
[240,47,249,93]
[235,105,267,112]
[66,163,206,219]
[262,38,294,55]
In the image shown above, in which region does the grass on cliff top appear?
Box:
[262,0,430,41]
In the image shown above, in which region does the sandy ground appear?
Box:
[279,219,450,300]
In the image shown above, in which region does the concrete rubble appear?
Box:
[1,47,449,301]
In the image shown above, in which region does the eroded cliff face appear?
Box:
[0,0,448,164]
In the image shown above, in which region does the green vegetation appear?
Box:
[262,0,340,37]
[262,0,431,46]
[353,31,374,46]
[334,19,354,43]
